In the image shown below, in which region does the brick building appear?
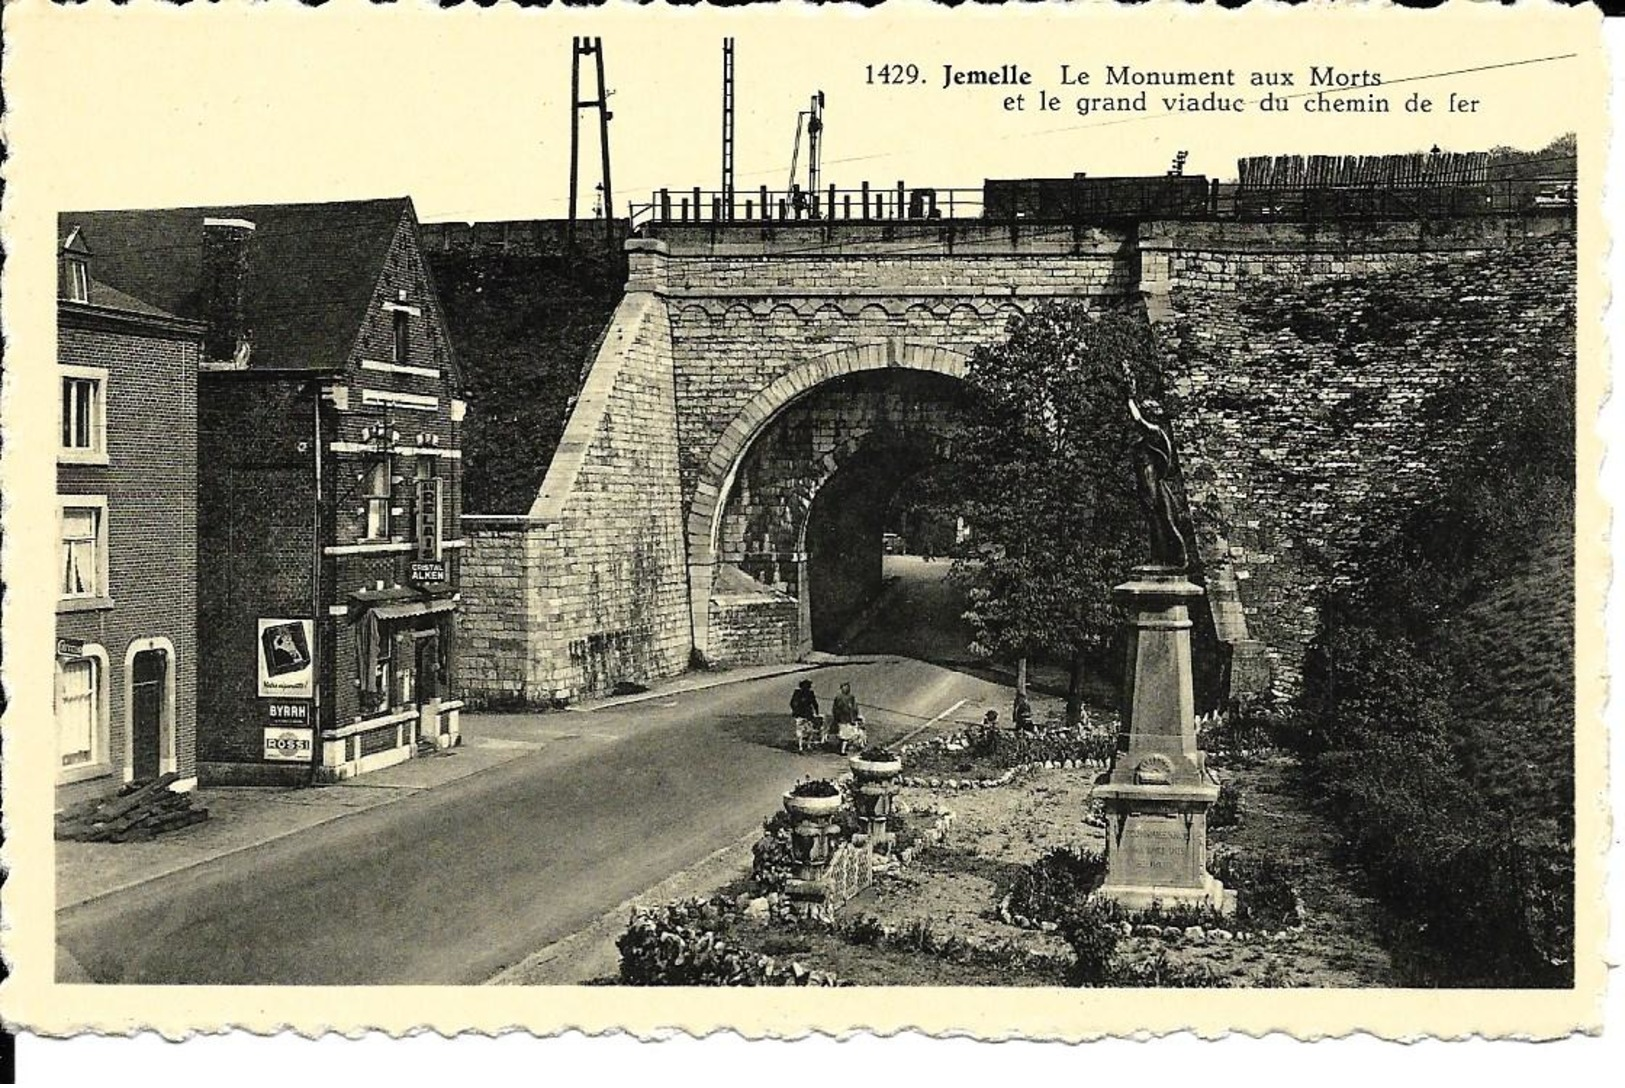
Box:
[67,199,468,784]
[55,223,204,806]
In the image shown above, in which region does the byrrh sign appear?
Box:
[263,700,313,761]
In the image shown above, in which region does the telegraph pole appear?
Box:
[567,36,615,256]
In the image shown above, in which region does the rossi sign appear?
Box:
[263,727,313,762]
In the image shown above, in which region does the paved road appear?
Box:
[58,566,1002,984]
[843,555,979,663]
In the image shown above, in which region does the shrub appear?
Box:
[1006,846,1107,924]
[617,898,842,986]
[1305,734,1571,985]
[842,914,888,947]
[1209,780,1243,829]
[1293,353,1577,987]
[1055,901,1123,986]
[1130,899,1227,930]
[750,823,796,893]
[1210,852,1301,931]
[1199,693,1294,762]
[790,778,840,798]
[911,725,1117,778]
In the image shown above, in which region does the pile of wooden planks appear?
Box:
[1237,151,1491,190]
[55,772,210,843]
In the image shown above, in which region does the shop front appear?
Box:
[323,590,461,779]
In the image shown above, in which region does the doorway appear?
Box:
[414,630,440,705]
[130,649,166,780]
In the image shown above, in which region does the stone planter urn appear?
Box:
[849,750,903,855]
[783,782,844,917]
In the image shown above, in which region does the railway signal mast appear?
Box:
[721,37,737,219]
[788,91,826,218]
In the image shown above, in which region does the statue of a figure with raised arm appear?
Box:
[1127,396,1189,571]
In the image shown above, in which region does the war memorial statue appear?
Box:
[1090,396,1229,912]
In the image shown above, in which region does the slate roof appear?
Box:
[84,279,189,322]
[59,198,413,370]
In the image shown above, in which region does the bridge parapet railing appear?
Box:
[629,175,1574,229]
[628,185,984,229]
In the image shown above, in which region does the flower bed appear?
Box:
[896,723,1117,788]
[994,844,1306,945]
[617,897,844,986]
[618,754,1391,987]
[834,912,1072,978]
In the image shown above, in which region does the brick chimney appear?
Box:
[201,217,256,364]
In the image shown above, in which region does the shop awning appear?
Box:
[370,597,457,622]
[345,585,455,621]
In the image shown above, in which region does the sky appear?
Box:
[16,1,1591,225]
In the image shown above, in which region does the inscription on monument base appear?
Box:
[1106,809,1208,890]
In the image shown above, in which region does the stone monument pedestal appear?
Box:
[1092,566,1231,914]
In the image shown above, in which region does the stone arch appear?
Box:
[687,341,969,659]
[795,427,954,649]
[776,426,957,550]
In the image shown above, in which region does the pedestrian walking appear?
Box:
[790,679,822,753]
[830,681,866,755]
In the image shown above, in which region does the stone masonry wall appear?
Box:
[719,370,963,574]
[456,520,531,706]
[458,290,691,705]
[455,214,1573,700]
[657,224,1136,501]
[708,589,802,668]
[1148,221,1576,688]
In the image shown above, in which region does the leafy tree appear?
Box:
[942,302,1172,726]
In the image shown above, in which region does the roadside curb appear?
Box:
[55,794,398,913]
[574,657,894,711]
[56,749,523,912]
[485,828,765,985]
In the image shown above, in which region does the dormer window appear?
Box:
[60,226,92,302]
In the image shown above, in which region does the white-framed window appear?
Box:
[392,309,411,366]
[59,497,110,607]
[364,458,393,541]
[59,365,108,464]
[64,257,90,303]
[56,644,111,782]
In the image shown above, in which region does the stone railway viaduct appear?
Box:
[457,213,1575,707]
